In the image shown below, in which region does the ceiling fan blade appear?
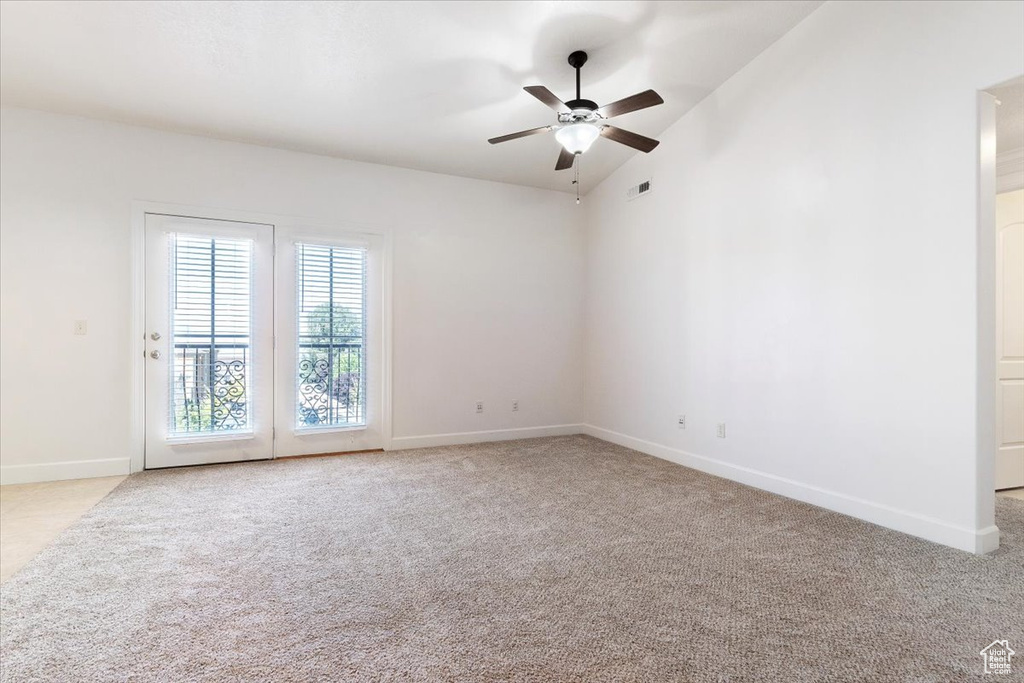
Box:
[488,126,553,145]
[600,125,660,153]
[524,85,570,113]
[596,89,664,119]
[555,147,576,171]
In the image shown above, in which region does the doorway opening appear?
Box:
[980,75,1024,550]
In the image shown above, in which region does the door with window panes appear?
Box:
[274,229,385,457]
[144,214,384,468]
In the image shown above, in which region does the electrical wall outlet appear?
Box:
[476,401,484,414]
[677,414,686,429]
[512,400,519,412]
[716,423,726,439]
[73,320,88,335]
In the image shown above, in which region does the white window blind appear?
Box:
[295,243,367,429]
[168,234,253,435]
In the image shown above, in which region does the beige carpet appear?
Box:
[1,435,1021,682]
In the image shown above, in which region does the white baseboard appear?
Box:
[582,424,999,555]
[974,525,1001,554]
[389,424,584,451]
[0,458,131,485]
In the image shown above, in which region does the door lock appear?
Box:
[150,350,161,360]
[150,332,161,341]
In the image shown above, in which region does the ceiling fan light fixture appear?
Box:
[487,50,663,183]
[555,122,600,155]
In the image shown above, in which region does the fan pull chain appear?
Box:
[575,154,581,205]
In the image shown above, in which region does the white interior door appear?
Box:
[996,189,1024,490]
[273,228,386,456]
[145,214,275,468]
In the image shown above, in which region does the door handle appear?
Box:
[150,332,161,341]
[150,350,161,360]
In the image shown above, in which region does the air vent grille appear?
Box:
[626,179,653,201]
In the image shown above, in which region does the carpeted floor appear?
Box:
[1,435,1021,682]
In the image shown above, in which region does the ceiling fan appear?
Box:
[488,50,664,171]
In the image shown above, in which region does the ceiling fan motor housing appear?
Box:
[558,107,602,124]
[565,99,599,112]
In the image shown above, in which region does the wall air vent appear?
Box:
[626,179,653,201]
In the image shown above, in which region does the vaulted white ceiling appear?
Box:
[0,0,822,193]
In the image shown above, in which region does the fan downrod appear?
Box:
[565,50,598,111]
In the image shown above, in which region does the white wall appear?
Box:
[582,0,1023,553]
[0,107,585,482]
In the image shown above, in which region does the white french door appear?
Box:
[274,229,386,456]
[144,213,385,469]
[145,215,275,468]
